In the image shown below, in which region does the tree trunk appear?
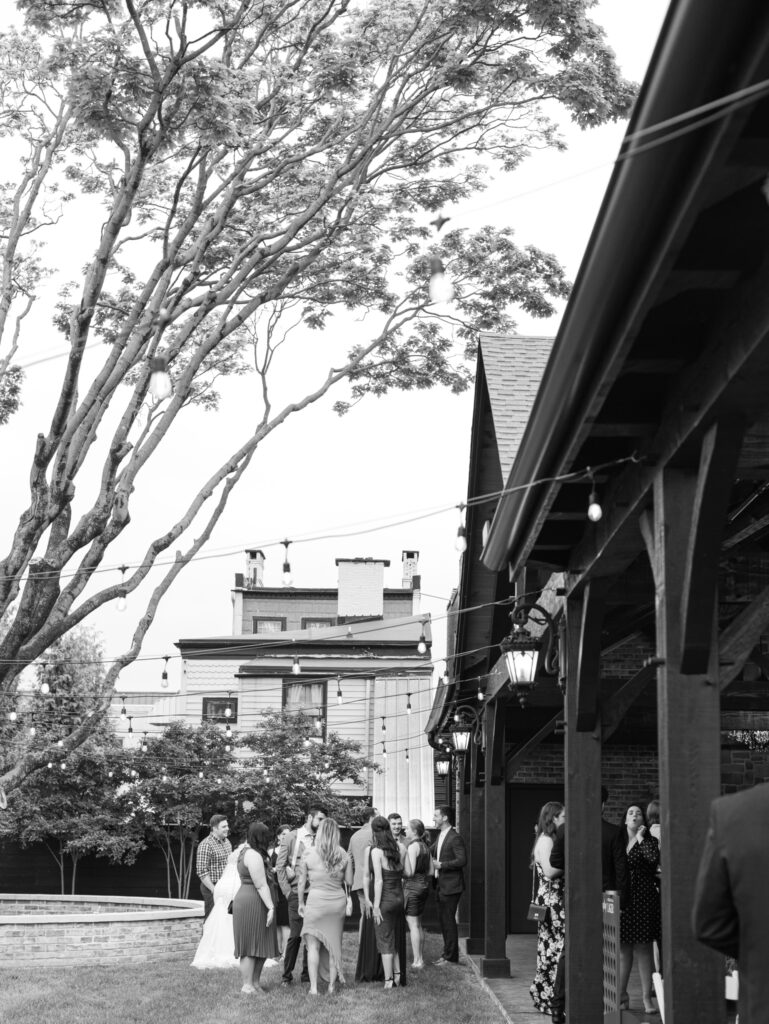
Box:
[70,854,78,895]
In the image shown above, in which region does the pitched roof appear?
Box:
[480,333,554,478]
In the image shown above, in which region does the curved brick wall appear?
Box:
[0,893,203,967]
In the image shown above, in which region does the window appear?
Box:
[202,696,238,724]
[301,617,335,630]
[253,616,286,634]
[283,679,326,738]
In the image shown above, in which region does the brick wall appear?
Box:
[512,742,769,820]
[0,895,202,967]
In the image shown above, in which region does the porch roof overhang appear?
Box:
[481,0,769,588]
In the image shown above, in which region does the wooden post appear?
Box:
[564,591,604,1023]
[457,751,471,937]
[648,467,722,1023]
[466,741,486,955]
[480,696,511,977]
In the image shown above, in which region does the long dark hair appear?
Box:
[619,803,649,846]
[247,820,272,874]
[530,801,564,867]
[371,814,401,870]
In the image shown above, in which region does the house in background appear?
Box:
[126,549,435,820]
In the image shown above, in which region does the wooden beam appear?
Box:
[505,710,562,780]
[601,661,658,742]
[564,593,603,1023]
[566,254,769,592]
[575,578,610,731]
[650,467,722,1024]
[587,422,654,437]
[486,694,507,786]
[722,510,769,549]
[480,711,510,978]
[680,419,745,673]
[719,582,769,690]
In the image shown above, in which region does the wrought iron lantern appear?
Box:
[435,755,452,777]
[499,600,559,707]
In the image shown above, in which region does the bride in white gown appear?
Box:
[191,847,242,969]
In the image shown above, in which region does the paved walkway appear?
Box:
[462,935,651,1024]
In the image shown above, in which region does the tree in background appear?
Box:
[0,0,635,792]
[0,736,144,893]
[235,709,378,831]
[123,721,237,899]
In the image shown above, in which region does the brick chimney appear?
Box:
[336,558,390,617]
[245,549,265,588]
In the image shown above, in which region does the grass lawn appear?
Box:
[0,931,505,1024]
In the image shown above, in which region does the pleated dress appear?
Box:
[232,847,280,959]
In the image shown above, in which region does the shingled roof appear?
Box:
[479,333,554,477]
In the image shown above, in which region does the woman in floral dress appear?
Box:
[529,801,566,1014]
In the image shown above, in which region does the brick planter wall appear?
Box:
[0,894,203,968]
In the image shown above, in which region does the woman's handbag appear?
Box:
[227,900,234,915]
[527,866,548,922]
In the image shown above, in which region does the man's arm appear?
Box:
[692,808,739,959]
[438,831,467,870]
[275,834,293,898]
[196,838,214,892]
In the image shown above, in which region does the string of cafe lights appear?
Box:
[0,451,635,593]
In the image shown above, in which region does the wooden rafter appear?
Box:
[719,582,769,691]
[505,710,562,780]
[575,578,610,731]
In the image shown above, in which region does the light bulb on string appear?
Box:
[116,565,128,612]
[225,723,232,740]
[198,771,203,779]
[149,354,173,400]
[162,773,168,782]
[315,709,323,734]
[428,256,454,303]
[224,692,233,718]
[346,625,354,640]
[60,760,67,770]
[57,739,64,748]
[47,761,53,769]
[455,504,468,553]
[382,742,387,761]
[161,656,170,688]
[292,656,301,676]
[40,680,50,696]
[8,710,17,722]
[141,733,148,752]
[405,749,410,762]
[29,724,36,737]
[417,622,428,655]
[225,744,231,753]
[477,683,484,702]
[406,694,412,715]
[586,468,603,522]
[336,677,343,705]
[119,698,127,721]
[127,715,133,734]
[108,770,114,778]
[381,716,386,735]
[281,539,293,586]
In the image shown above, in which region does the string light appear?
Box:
[225,723,232,739]
[225,743,231,753]
[382,742,387,760]
[405,748,410,761]
[417,623,428,655]
[141,732,148,752]
[587,468,603,522]
[224,693,233,718]
[127,715,133,734]
[281,539,292,587]
[161,656,170,687]
[455,504,468,553]
[198,770,204,778]
[336,677,343,705]
[29,723,36,736]
[39,667,50,695]
[149,354,173,400]
[346,625,354,639]
[57,739,64,747]
[428,256,454,303]
[120,698,127,721]
[292,656,301,675]
[8,710,16,722]
[406,694,412,714]
[477,684,484,701]
[315,709,323,734]
[61,760,67,770]
[381,716,386,735]
[116,565,128,612]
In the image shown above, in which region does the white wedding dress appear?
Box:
[191,860,241,969]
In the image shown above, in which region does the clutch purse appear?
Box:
[527,902,548,922]
[227,900,234,915]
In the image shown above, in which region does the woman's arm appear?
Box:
[404,843,417,878]
[245,850,275,925]
[362,845,372,913]
[344,851,353,888]
[297,852,309,916]
[638,831,660,868]
[536,836,563,879]
[372,849,384,925]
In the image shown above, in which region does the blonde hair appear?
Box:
[315,817,345,874]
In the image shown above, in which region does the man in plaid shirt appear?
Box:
[196,814,232,920]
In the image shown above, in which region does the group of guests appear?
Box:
[192,802,467,996]
[529,789,661,1022]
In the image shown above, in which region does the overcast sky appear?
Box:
[1,1,670,693]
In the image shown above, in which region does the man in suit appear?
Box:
[693,780,769,1024]
[549,788,628,1024]
[431,804,467,965]
[348,805,377,918]
[276,804,326,985]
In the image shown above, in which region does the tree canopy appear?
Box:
[0,0,635,792]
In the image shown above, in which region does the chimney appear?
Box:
[401,550,419,588]
[245,549,265,588]
[336,558,389,617]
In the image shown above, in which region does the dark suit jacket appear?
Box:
[431,827,466,895]
[693,781,769,1024]
[549,820,628,908]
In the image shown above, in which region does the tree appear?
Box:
[0,0,635,792]
[0,735,144,893]
[124,721,237,899]
[235,709,379,830]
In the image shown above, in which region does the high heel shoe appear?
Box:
[384,978,394,990]
[393,971,401,987]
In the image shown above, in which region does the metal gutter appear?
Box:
[482,0,769,572]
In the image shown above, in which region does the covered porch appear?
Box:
[430,1,769,1022]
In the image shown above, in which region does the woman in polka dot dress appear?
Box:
[618,803,661,1015]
